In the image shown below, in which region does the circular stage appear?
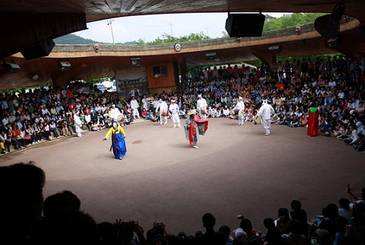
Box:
[1,118,364,233]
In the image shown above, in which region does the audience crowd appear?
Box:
[1,56,364,154]
[0,162,365,245]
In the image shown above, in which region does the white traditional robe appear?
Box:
[130,99,140,119]
[197,98,208,118]
[73,114,83,137]
[156,101,168,125]
[257,103,275,135]
[234,101,245,125]
[169,103,180,127]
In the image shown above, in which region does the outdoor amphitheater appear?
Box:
[1,1,365,245]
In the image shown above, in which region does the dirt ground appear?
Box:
[1,118,364,234]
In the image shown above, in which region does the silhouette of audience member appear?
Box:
[232,228,247,245]
[338,198,352,223]
[290,200,308,235]
[262,218,281,245]
[218,225,232,245]
[274,208,291,235]
[238,217,260,244]
[97,222,116,245]
[32,190,97,244]
[201,213,221,245]
[147,222,167,245]
[0,162,45,244]
[284,220,307,245]
[43,190,81,218]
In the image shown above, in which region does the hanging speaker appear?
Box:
[225,13,265,37]
[21,39,55,60]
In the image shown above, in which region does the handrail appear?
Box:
[52,16,355,53]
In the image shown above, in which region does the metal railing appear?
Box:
[52,16,354,53]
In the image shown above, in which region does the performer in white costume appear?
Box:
[257,99,275,136]
[142,96,149,111]
[109,104,122,122]
[130,97,140,119]
[196,94,208,118]
[233,97,245,125]
[169,99,180,128]
[73,111,83,137]
[156,98,168,125]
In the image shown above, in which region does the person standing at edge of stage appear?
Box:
[73,110,83,137]
[104,120,127,160]
[156,97,168,125]
[233,96,245,126]
[130,96,140,119]
[257,99,275,136]
[169,98,180,128]
[109,104,122,122]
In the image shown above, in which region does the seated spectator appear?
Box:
[275,208,291,235]
[290,200,308,234]
[338,198,352,223]
[0,162,45,243]
[262,218,282,245]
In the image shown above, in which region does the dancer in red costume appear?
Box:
[184,109,208,149]
[307,105,319,137]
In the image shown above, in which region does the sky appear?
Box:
[74,12,288,43]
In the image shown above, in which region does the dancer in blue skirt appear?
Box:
[104,121,127,160]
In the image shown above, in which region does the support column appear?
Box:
[252,49,278,69]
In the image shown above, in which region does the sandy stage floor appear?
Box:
[1,118,364,233]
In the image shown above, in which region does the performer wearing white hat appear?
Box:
[130,97,140,119]
[169,99,180,128]
[156,97,168,125]
[233,97,245,125]
[257,99,275,136]
[196,94,208,119]
[109,104,122,122]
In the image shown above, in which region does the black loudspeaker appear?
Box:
[314,14,340,39]
[21,39,55,60]
[225,13,265,37]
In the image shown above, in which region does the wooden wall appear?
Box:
[146,62,176,91]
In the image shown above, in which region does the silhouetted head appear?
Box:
[278,208,289,219]
[338,198,350,210]
[202,213,216,230]
[239,218,253,234]
[43,190,81,218]
[323,203,338,219]
[291,200,302,211]
[0,162,45,242]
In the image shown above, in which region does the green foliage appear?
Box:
[263,13,324,32]
[136,39,146,45]
[140,32,210,45]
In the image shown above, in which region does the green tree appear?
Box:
[147,32,210,44]
[263,13,324,32]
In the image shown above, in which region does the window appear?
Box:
[152,65,167,78]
